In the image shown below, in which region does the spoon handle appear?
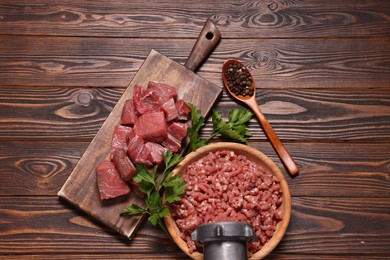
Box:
[249,100,299,176]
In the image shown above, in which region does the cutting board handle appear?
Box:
[184,19,221,71]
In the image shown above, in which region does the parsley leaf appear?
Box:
[133,164,157,197]
[163,150,183,173]
[211,108,253,143]
[187,103,208,151]
[121,150,186,238]
[187,104,253,151]
[121,204,147,215]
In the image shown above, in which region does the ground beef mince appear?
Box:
[171,150,283,255]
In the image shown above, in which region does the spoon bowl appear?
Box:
[222,59,299,176]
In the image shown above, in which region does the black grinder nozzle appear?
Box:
[191,222,258,260]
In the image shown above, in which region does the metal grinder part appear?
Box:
[191,222,258,260]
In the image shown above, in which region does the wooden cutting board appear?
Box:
[58,20,222,239]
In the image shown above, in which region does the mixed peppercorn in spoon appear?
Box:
[224,61,255,97]
[222,59,299,176]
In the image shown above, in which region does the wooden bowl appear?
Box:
[164,142,291,260]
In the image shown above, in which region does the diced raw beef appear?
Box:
[127,134,144,162]
[110,125,133,160]
[112,148,136,181]
[126,127,136,141]
[147,81,177,104]
[96,161,131,200]
[133,84,160,115]
[175,99,191,121]
[161,98,179,122]
[145,142,168,165]
[134,111,167,143]
[168,122,188,142]
[162,133,181,153]
[134,144,154,166]
[120,99,139,125]
[127,134,154,166]
[130,180,145,198]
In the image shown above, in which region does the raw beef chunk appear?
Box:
[147,81,177,104]
[112,148,136,181]
[127,134,154,166]
[134,144,154,166]
[110,125,133,160]
[168,122,188,141]
[145,142,168,165]
[134,111,168,142]
[127,134,145,162]
[161,122,189,153]
[133,84,160,115]
[96,161,131,200]
[175,100,191,121]
[162,134,181,153]
[120,99,139,125]
[161,98,179,122]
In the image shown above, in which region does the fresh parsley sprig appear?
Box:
[187,103,208,151]
[210,108,253,143]
[187,104,253,151]
[121,150,186,235]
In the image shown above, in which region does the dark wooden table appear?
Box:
[1,1,389,259]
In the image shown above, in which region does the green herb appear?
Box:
[187,104,253,151]
[121,150,186,236]
[187,103,208,151]
[210,108,253,143]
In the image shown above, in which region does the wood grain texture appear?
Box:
[1,141,389,198]
[0,196,388,255]
[0,87,123,140]
[0,1,389,259]
[0,36,389,88]
[1,88,388,141]
[1,255,388,260]
[0,0,389,38]
[0,255,188,260]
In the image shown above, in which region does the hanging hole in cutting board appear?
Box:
[206,31,214,40]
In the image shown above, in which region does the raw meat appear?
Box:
[134,111,168,143]
[168,122,188,141]
[110,125,133,160]
[162,133,181,153]
[147,81,177,104]
[134,144,154,166]
[127,134,154,166]
[133,84,160,115]
[145,142,168,165]
[171,150,283,255]
[120,99,139,125]
[96,161,131,200]
[127,134,145,162]
[175,100,191,121]
[162,122,188,153]
[112,148,136,181]
[161,98,179,122]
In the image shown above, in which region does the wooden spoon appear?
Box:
[222,59,299,176]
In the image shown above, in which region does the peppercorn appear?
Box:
[224,61,254,97]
